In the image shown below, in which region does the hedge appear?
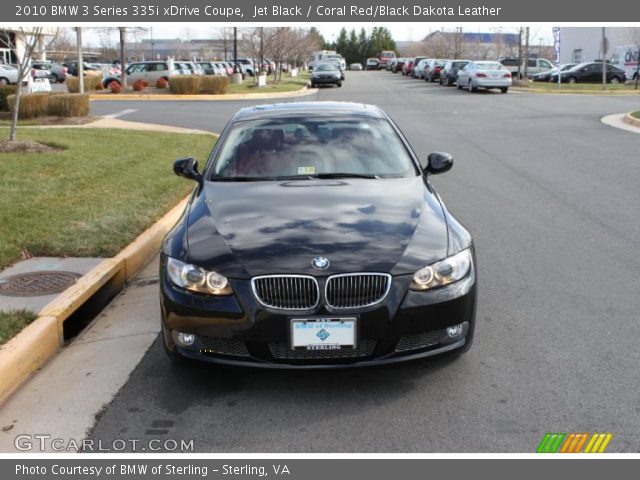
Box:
[7,93,90,118]
[66,76,102,93]
[0,85,17,112]
[169,75,230,95]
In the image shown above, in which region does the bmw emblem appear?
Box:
[311,256,330,270]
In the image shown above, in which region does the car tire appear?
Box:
[610,76,620,85]
[0,77,8,86]
[568,77,577,84]
[501,87,509,93]
[337,82,342,87]
[468,80,475,92]
[456,81,462,90]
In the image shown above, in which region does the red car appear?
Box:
[402,61,414,76]
[378,50,396,70]
[424,59,447,82]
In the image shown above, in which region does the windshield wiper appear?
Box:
[210,176,271,182]
[310,173,380,179]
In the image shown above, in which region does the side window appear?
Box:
[527,59,536,68]
[539,60,552,69]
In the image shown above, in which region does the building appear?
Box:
[0,26,58,64]
[559,27,640,64]
[119,38,251,61]
[421,31,520,60]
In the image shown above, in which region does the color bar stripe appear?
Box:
[560,434,576,453]
[573,433,590,453]
[537,433,553,453]
[546,433,565,453]
[597,433,613,453]
[584,434,599,453]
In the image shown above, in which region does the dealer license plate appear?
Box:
[291,318,356,350]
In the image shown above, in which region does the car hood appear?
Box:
[186,176,449,277]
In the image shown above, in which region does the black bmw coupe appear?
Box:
[161,101,477,368]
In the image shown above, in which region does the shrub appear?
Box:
[0,85,17,112]
[110,81,121,94]
[7,93,50,119]
[169,75,201,94]
[200,75,230,94]
[66,76,102,93]
[156,77,168,89]
[133,79,146,92]
[142,80,150,88]
[47,94,90,117]
[95,81,104,91]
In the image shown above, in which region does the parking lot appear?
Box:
[86,71,640,452]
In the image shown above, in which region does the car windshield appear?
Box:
[316,64,338,71]
[476,62,504,70]
[210,117,419,180]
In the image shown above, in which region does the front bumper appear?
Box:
[160,256,477,368]
[311,76,341,85]
[475,78,512,88]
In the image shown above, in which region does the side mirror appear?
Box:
[424,152,453,175]
[173,157,202,182]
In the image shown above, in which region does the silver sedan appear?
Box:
[456,61,512,93]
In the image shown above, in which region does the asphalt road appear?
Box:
[89,73,640,452]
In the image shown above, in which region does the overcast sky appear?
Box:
[83,24,554,46]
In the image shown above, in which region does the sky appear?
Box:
[83,24,554,46]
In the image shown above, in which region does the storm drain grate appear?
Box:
[0,271,82,297]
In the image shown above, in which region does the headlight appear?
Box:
[410,249,472,291]
[166,257,232,295]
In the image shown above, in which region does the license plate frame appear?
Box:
[290,317,357,351]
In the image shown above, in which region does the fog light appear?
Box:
[442,321,469,343]
[176,332,195,346]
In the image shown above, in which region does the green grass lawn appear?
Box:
[0,128,215,270]
[0,310,37,345]
[227,71,310,94]
[523,82,640,92]
[632,111,640,119]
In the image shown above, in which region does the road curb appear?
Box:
[511,87,640,95]
[0,196,190,405]
[623,112,640,127]
[89,85,317,101]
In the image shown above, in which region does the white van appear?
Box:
[309,50,346,71]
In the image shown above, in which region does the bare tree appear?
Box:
[3,27,44,142]
[95,27,147,87]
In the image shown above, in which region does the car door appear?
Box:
[583,64,601,82]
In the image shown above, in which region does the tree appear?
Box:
[96,27,147,87]
[3,27,44,142]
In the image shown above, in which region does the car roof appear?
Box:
[234,102,385,121]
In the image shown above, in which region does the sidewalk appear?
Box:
[0,256,162,452]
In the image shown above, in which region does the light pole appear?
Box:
[76,27,84,94]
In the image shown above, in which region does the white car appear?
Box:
[0,64,19,85]
[456,61,512,93]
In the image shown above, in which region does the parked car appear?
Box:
[235,59,255,76]
[411,57,429,78]
[322,58,345,80]
[163,101,476,367]
[424,59,447,82]
[30,65,50,79]
[0,64,19,85]
[365,58,379,70]
[198,61,223,76]
[102,61,179,88]
[402,60,414,76]
[310,63,342,88]
[532,63,576,82]
[350,63,363,71]
[553,62,626,84]
[457,61,512,93]
[32,61,67,83]
[378,50,396,70]
[439,60,470,86]
[393,58,408,74]
[63,61,102,77]
[500,57,555,78]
